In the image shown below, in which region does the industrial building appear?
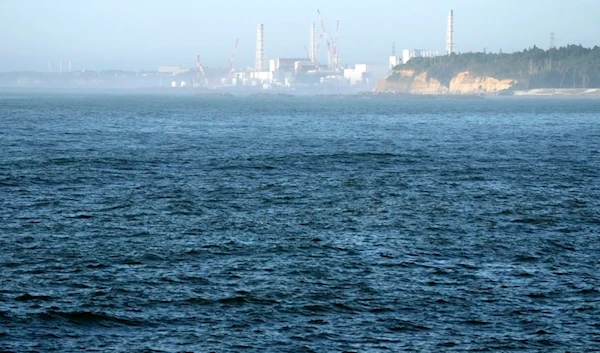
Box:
[343,64,370,85]
[158,66,189,75]
[402,49,439,64]
[270,58,314,72]
[389,56,401,70]
[388,42,402,69]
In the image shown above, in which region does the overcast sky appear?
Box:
[1,0,599,72]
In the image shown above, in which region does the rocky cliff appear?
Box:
[375,70,517,95]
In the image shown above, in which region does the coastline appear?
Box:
[512,88,600,97]
[3,86,600,99]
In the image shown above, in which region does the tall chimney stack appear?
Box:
[310,23,317,64]
[255,24,265,72]
[446,10,454,55]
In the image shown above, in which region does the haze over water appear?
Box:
[2,0,600,71]
[1,94,599,351]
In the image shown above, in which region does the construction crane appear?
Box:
[332,20,340,70]
[196,54,208,87]
[227,39,239,79]
[317,9,333,70]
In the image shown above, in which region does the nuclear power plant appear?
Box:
[159,9,455,91]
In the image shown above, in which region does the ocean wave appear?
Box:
[15,293,53,302]
[36,310,144,327]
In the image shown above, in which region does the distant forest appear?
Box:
[391,45,600,89]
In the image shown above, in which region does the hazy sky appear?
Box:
[1,0,599,72]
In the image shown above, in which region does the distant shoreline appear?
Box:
[2,86,600,99]
[511,88,600,97]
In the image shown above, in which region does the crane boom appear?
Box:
[333,20,339,70]
[227,39,239,77]
[196,54,208,87]
[317,9,333,69]
[317,10,328,37]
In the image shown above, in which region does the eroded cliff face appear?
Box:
[375,70,447,94]
[449,72,516,94]
[375,70,517,94]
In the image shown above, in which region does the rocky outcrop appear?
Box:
[375,70,517,95]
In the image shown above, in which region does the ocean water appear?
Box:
[1,93,599,352]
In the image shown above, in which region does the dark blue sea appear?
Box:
[1,93,599,352]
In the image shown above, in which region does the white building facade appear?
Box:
[402,49,439,64]
[343,64,369,85]
[389,56,401,69]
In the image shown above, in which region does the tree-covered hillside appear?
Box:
[391,45,600,89]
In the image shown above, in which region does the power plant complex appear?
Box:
[157,9,456,92]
